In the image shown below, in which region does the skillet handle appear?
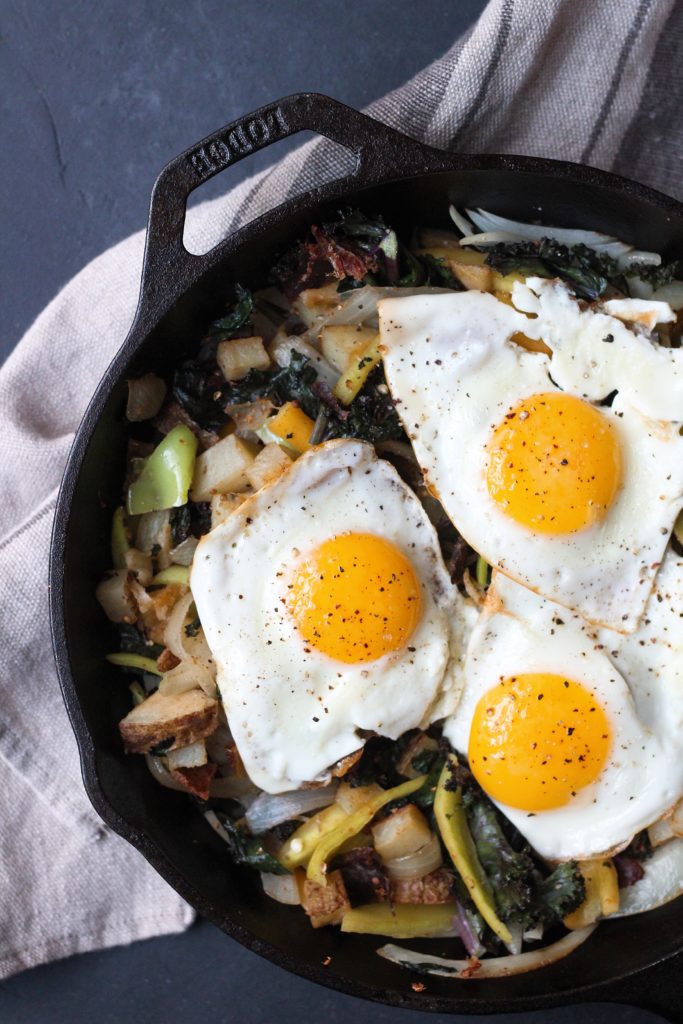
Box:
[140,92,430,307]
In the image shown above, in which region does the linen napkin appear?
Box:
[1,0,680,980]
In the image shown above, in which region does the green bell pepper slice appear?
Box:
[127,425,197,515]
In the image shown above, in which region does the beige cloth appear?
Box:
[0,0,680,980]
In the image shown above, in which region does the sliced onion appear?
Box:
[454,208,661,269]
[459,231,528,247]
[261,872,301,905]
[448,205,475,237]
[126,373,167,422]
[316,285,450,330]
[158,661,205,696]
[614,838,683,917]
[245,785,338,834]
[506,919,524,956]
[144,754,188,792]
[163,591,195,661]
[385,833,443,881]
[453,901,486,958]
[170,536,198,566]
[377,925,596,979]
[649,816,675,848]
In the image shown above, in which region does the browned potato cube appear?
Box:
[119,689,219,754]
[302,870,352,928]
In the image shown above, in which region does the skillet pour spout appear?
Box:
[49,92,683,1019]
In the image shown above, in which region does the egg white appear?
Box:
[379,279,683,632]
[443,551,683,861]
[191,439,470,793]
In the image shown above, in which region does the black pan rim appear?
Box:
[49,94,683,1015]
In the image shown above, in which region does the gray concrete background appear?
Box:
[0,1,675,1022]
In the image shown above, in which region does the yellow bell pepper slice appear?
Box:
[266,402,316,454]
[278,803,348,871]
[564,858,619,930]
[307,775,426,885]
[341,902,458,938]
[434,757,512,945]
[332,335,381,406]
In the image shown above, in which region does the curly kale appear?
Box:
[206,283,254,342]
[484,239,624,300]
[627,260,681,288]
[532,861,585,926]
[117,624,164,660]
[464,790,536,921]
[456,763,584,928]
[172,362,230,431]
[215,814,289,875]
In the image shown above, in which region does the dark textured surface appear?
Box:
[0,0,486,359]
[0,3,676,1023]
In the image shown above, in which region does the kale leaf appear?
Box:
[530,861,585,926]
[172,362,230,431]
[206,283,253,341]
[117,624,164,660]
[484,239,623,301]
[216,815,289,874]
[465,790,535,920]
[628,260,681,288]
[170,505,192,546]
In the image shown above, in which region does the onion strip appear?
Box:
[245,785,338,834]
[377,925,596,979]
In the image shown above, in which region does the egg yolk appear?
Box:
[468,673,611,811]
[486,392,622,534]
[285,532,422,664]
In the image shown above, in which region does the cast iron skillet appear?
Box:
[50,93,683,1019]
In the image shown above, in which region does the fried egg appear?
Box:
[191,440,471,793]
[379,278,683,632]
[442,550,683,861]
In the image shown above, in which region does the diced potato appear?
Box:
[391,868,454,905]
[302,870,351,928]
[119,689,219,754]
[216,336,270,381]
[138,583,185,645]
[564,859,619,929]
[210,491,247,528]
[492,269,527,294]
[96,570,136,624]
[416,245,492,291]
[372,804,433,861]
[190,434,257,501]
[292,284,342,327]
[332,334,381,405]
[245,443,292,490]
[320,324,377,373]
[672,798,683,835]
[124,547,153,586]
[135,509,173,569]
[166,739,208,770]
[266,402,316,454]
